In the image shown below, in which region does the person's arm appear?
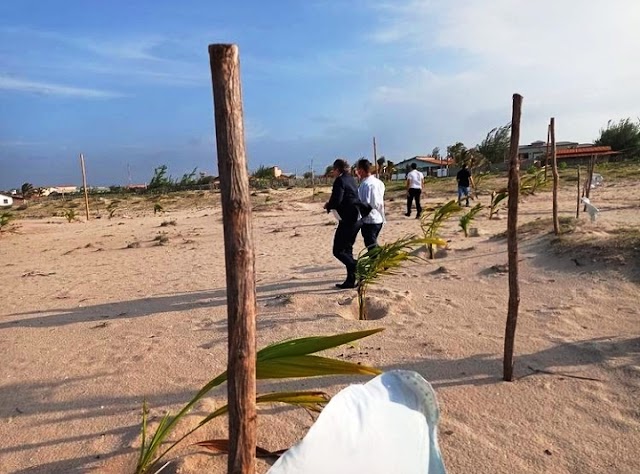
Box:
[325,176,344,211]
[420,173,424,189]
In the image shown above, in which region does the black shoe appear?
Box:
[404,212,411,217]
[335,281,358,289]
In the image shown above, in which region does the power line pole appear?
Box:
[80,153,90,221]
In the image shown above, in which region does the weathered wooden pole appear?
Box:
[373,136,378,174]
[545,124,551,180]
[576,166,581,218]
[80,153,90,221]
[208,44,257,474]
[583,155,595,211]
[503,93,523,382]
[550,118,559,235]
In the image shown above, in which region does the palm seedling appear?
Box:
[420,200,462,259]
[0,212,14,232]
[489,189,508,219]
[62,208,76,223]
[459,203,483,237]
[153,203,164,215]
[520,169,545,196]
[107,201,119,219]
[136,328,384,474]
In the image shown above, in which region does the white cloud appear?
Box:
[362,0,640,155]
[0,76,123,98]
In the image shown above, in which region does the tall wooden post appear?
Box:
[373,136,378,174]
[551,118,559,235]
[80,153,90,221]
[503,93,523,382]
[576,166,581,218]
[311,158,315,201]
[208,44,257,474]
[545,124,551,180]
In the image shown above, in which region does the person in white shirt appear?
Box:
[355,159,386,249]
[405,163,424,219]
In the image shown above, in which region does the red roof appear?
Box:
[414,156,455,166]
[556,146,619,158]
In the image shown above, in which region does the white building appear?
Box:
[0,194,13,208]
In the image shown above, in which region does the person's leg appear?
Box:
[457,186,463,206]
[415,190,422,218]
[406,190,413,217]
[362,223,383,249]
[333,221,359,286]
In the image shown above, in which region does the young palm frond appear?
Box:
[0,212,14,231]
[107,201,119,219]
[489,189,508,219]
[63,208,76,223]
[420,200,462,258]
[153,203,164,215]
[136,328,383,474]
[459,203,483,237]
[520,169,545,196]
[355,236,445,320]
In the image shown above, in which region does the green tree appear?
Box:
[148,165,173,190]
[21,182,34,198]
[178,167,198,187]
[431,147,441,159]
[594,118,640,152]
[324,165,334,176]
[477,123,511,164]
[252,165,274,179]
[303,171,313,179]
[447,142,468,165]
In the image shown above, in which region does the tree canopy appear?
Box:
[477,123,511,164]
[595,118,640,152]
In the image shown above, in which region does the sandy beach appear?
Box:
[1,171,639,473]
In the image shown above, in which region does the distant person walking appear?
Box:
[356,158,385,249]
[456,163,474,207]
[324,159,362,289]
[405,163,424,219]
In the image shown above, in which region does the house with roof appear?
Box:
[0,193,13,208]
[518,141,620,166]
[393,156,455,179]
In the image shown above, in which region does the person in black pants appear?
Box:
[324,159,362,289]
[405,163,424,219]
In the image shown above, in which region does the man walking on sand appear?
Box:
[356,158,385,249]
[456,163,474,207]
[405,163,424,219]
[324,159,362,289]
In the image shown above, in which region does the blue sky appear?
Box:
[1,0,639,189]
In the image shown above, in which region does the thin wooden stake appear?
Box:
[545,124,551,180]
[208,44,257,474]
[576,166,581,218]
[80,153,90,221]
[373,136,378,174]
[503,93,523,382]
[584,155,596,211]
[551,118,559,235]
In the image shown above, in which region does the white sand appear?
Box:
[1,178,639,473]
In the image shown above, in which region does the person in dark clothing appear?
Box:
[324,159,362,289]
[456,163,474,207]
[405,163,424,219]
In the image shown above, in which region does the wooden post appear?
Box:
[503,93,523,382]
[373,136,378,174]
[311,158,315,201]
[584,155,595,211]
[80,153,90,221]
[545,124,551,180]
[550,118,559,235]
[576,166,581,219]
[208,44,257,474]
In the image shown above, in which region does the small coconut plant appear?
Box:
[489,189,508,219]
[420,200,462,259]
[0,212,14,232]
[459,203,483,237]
[107,201,119,219]
[135,328,383,473]
[62,208,76,223]
[153,203,164,215]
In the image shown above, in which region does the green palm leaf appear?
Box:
[459,203,483,237]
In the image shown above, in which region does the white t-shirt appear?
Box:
[407,169,423,189]
[358,175,386,224]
